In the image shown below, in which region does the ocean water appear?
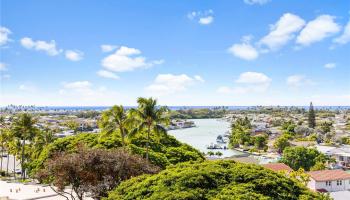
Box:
[168,118,244,157]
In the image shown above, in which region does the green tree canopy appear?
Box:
[29,131,204,175]
[280,146,330,171]
[105,160,329,200]
[273,134,291,153]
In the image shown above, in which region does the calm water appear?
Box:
[168,118,244,157]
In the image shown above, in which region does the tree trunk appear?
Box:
[6,151,9,175]
[0,144,3,172]
[21,139,25,180]
[146,125,150,160]
[13,154,16,180]
[120,127,125,147]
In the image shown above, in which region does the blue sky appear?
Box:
[0,0,349,106]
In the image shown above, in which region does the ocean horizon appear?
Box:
[2,105,350,111]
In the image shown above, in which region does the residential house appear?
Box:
[262,163,293,173]
[307,169,350,192]
[316,145,350,169]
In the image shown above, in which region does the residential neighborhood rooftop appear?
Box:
[308,170,350,182]
[262,163,293,172]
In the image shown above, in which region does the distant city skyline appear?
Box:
[1,0,349,106]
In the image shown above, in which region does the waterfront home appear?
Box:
[307,169,350,192]
[168,119,195,130]
[262,163,293,173]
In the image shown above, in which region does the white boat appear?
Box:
[207,143,223,149]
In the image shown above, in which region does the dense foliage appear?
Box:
[280,146,331,171]
[36,147,159,200]
[229,117,268,151]
[106,160,329,200]
[29,131,204,174]
[273,134,291,153]
[169,108,227,119]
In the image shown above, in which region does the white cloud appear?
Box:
[236,72,271,84]
[0,62,7,71]
[101,46,163,72]
[194,75,205,82]
[63,81,91,89]
[296,15,341,46]
[324,63,336,69]
[146,74,204,96]
[65,50,84,61]
[61,81,96,96]
[97,70,120,80]
[286,75,314,88]
[244,0,271,5]
[188,10,214,25]
[259,13,305,51]
[219,72,272,95]
[0,27,11,46]
[58,81,125,104]
[20,37,62,56]
[333,19,350,45]
[228,38,259,60]
[101,44,118,52]
[199,16,214,25]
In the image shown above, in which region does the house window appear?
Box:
[336,180,342,185]
[326,181,332,186]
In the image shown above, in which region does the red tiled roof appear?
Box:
[308,170,350,182]
[262,163,293,172]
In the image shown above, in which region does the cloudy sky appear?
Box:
[0,0,349,106]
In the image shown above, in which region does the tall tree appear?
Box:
[280,146,330,171]
[37,147,159,200]
[130,97,169,160]
[31,127,55,159]
[308,102,316,128]
[0,116,7,171]
[99,105,130,147]
[12,113,38,179]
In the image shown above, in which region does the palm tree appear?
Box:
[0,116,7,171]
[31,126,55,159]
[12,113,38,180]
[8,138,21,179]
[99,105,130,147]
[130,97,169,160]
[0,128,11,175]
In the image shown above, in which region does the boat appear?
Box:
[216,135,226,143]
[207,143,223,149]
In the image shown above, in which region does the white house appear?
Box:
[315,145,350,168]
[307,169,350,192]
